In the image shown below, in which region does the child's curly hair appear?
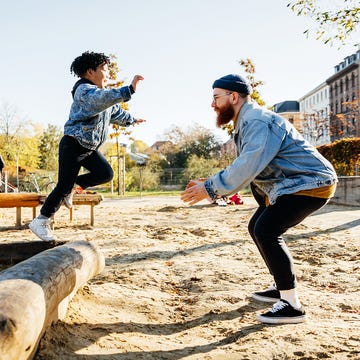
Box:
[70,51,110,77]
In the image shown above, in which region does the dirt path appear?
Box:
[1,195,359,359]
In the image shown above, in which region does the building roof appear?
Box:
[273,101,299,113]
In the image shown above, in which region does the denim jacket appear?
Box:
[205,101,337,205]
[64,80,137,150]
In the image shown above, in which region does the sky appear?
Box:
[1,0,359,147]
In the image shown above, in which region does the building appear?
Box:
[145,140,173,153]
[326,50,360,141]
[298,82,330,146]
[273,100,301,131]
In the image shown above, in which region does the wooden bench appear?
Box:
[70,193,104,226]
[0,193,46,227]
[0,193,103,228]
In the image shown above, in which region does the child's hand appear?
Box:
[134,119,146,125]
[131,75,144,92]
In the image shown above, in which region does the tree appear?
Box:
[130,140,149,154]
[38,124,63,170]
[301,112,330,145]
[182,154,221,183]
[106,54,136,194]
[238,58,266,106]
[163,125,221,168]
[0,102,39,169]
[331,89,360,140]
[288,0,360,45]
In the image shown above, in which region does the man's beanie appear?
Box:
[212,74,252,95]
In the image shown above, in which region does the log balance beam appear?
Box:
[0,240,105,360]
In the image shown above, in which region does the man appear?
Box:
[181,74,337,324]
[29,51,145,241]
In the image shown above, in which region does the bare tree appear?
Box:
[0,103,38,165]
[331,89,360,139]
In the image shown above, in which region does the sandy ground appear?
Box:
[0,195,359,359]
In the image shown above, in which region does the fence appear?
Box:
[0,172,18,193]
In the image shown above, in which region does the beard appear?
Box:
[215,102,235,128]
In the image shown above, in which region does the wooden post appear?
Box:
[0,240,105,360]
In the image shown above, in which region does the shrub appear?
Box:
[317,138,360,176]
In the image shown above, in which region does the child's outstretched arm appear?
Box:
[131,75,144,92]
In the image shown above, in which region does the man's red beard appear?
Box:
[215,102,235,128]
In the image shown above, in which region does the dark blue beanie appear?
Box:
[212,74,252,95]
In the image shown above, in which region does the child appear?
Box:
[30,51,145,241]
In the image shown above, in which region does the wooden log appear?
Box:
[0,240,105,360]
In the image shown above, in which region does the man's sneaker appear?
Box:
[256,299,306,324]
[251,284,280,303]
[29,217,56,241]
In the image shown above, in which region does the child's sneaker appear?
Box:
[256,299,306,324]
[251,283,280,303]
[63,186,84,209]
[63,191,74,209]
[29,217,55,241]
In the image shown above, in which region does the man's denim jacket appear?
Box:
[64,80,136,150]
[205,101,337,205]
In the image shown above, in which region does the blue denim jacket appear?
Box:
[64,81,136,150]
[205,101,337,205]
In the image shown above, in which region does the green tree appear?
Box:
[126,165,160,191]
[182,154,221,183]
[288,0,360,45]
[164,125,221,168]
[131,140,149,154]
[38,124,63,170]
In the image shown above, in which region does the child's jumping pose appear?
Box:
[30,51,145,241]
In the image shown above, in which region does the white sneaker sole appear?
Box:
[29,222,56,242]
[256,314,306,324]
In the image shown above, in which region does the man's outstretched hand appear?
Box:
[181,180,210,206]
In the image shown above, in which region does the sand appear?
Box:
[0,195,359,359]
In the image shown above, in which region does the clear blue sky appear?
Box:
[1,0,359,146]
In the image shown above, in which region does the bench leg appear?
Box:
[90,205,94,226]
[32,207,36,219]
[69,208,73,222]
[16,207,21,227]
